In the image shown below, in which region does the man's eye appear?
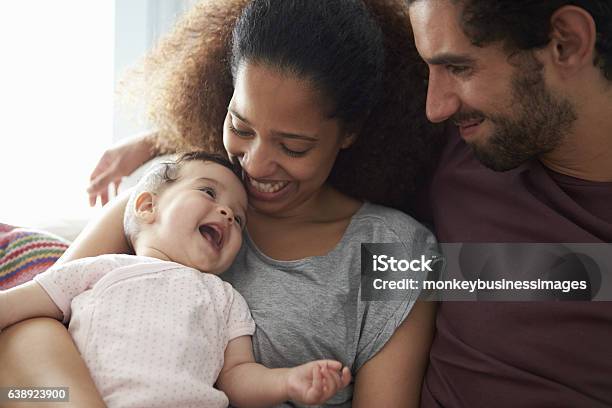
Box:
[200,187,216,198]
[447,65,470,75]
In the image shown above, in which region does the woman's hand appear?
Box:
[286,360,351,405]
[88,132,158,206]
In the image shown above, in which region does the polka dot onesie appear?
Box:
[34,254,255,408]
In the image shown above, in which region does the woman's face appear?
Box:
[223,62,353,217]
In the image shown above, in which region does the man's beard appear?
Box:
[455,58,577,172]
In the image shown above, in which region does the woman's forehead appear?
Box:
[230,63,337,134]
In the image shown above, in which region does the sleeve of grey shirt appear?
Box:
[352,211,438,371]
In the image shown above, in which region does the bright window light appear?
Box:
[0,1,114,227]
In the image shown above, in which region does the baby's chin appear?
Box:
[190,258,232,275]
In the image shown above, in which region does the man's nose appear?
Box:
[425,71,460,124]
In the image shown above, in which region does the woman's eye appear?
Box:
[281,144,309,158]
[229,124,253,138]
[200,187,216,198]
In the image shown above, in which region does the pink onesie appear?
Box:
[34,254,255,408]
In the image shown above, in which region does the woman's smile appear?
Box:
[245,173,294,202]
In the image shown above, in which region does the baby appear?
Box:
[0,152,350,408]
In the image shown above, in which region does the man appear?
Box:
[406,1,612,407]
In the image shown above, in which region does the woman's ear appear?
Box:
[548,5,597,75]
[340,132,358,149]
[134,191,157,224]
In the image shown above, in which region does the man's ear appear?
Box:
[548,6,597,74]
[134,191,157,224]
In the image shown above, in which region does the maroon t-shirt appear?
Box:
[421,131,612,407]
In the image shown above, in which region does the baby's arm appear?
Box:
[1,256,116,331]
[217,336,351,408]
[0,282,62,330]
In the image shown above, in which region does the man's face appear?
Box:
[409,0,576,171]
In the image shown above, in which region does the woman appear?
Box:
[0,0,444,406]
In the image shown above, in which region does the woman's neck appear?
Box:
[244,185,363,260]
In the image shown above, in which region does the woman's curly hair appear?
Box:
[121,0,445,210]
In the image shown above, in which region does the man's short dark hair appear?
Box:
[407,0,612,81]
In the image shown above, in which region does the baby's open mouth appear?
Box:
[199,224,224,250]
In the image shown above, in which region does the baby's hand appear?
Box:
[285,360,351,405]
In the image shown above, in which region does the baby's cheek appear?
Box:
[227,237,242,259]
[219,238,240,268]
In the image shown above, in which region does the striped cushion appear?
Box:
[0,223,69,289]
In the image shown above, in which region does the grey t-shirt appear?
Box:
[222,202,436,407]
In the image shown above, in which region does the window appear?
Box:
[0,1,197,236]
[0,1,115,228]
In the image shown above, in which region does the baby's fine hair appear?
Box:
[123,151,242,249]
